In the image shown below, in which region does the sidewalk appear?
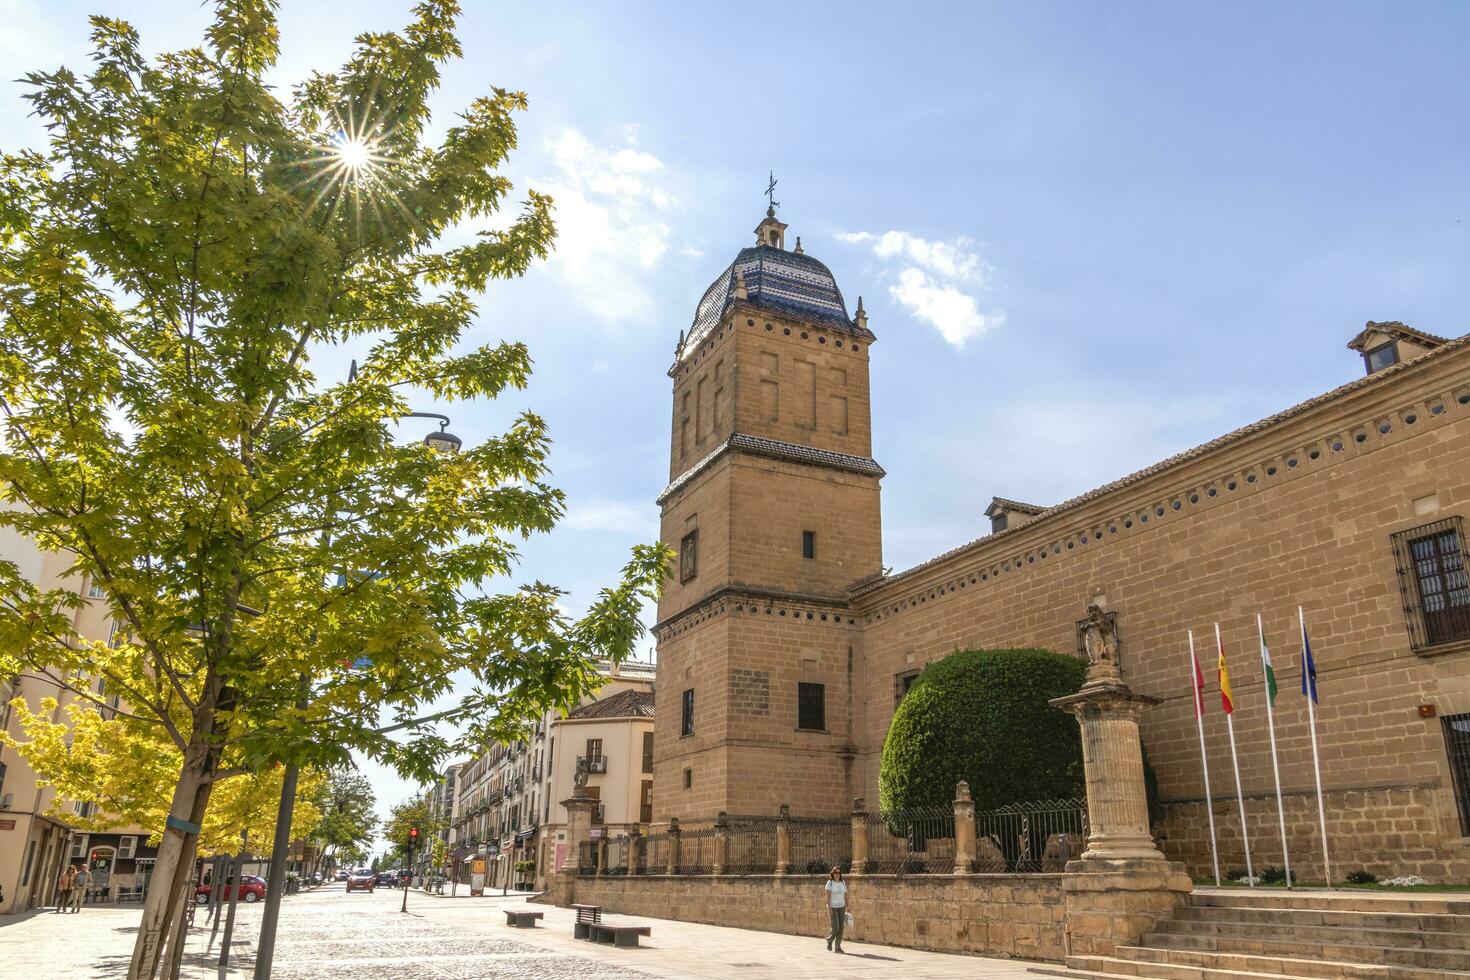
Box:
[0,903,246,979]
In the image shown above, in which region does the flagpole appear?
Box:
[1189,630,1221,886]
[1300,606,1332,885]
[1217,623,1254,886]
[1258,613,1291,889]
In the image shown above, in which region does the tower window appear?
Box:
[683,767,693,789]
[680,529,698,583]
[681,688,695,737]
[797,682,826,731]
[1363,342,1399,375]
[802,530,815,560]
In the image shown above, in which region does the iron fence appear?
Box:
[973,797,1087,872]
[787,816,851,875]
[724,818,778,875]
[639,831,671,874]
[677,827,718,874]
[862,804,953,874]
[603,835,632,876]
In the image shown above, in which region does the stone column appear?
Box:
[1049,682,1166,865]
[953,781,976,875]
[712,812,729,877]
[558,796,597,875]
[774,804,791,877]
[849,798,868,877]
[666,817,681,875]
[626,824,642,875]
[595,834,609,876]
[1050,627,1191,958]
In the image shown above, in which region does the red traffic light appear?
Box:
[409,827,419,839]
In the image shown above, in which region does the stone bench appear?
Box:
[504,910,543,928]
[586,923,652,948]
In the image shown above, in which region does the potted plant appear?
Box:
[514,859,536,890]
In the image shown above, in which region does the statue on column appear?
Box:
[1079,602,1121,682]
[573,755,590,794]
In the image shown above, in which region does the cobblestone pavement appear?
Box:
[0,882,1052,979]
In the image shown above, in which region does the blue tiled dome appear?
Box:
[683,244,870,358]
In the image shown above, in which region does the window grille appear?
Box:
[797,682,826,731]
[1444,712,1470,837]
[681,689,694,737]
[679,530,699,583]
[1391,517,1470,650]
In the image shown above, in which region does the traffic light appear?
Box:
[409,827,419,841]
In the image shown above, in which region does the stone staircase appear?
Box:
[1033,888,1470,979]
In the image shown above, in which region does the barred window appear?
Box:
[797,682,826,731]
[680,529,699,583]
[681,688,694,737]
[1391,517,1470,650]
[1442,712,1470,836]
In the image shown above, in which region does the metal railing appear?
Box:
[724,817,778,875]
[604,834,632,876]
[974,797,1087,872]
[677,828,718,874]
[787,816,851,875]
[639,831,671,874]
[861,804,953,874]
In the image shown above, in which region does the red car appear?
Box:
[195,874,266,904]
[345,868,376,893]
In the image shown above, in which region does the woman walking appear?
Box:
[55,865,76,913]
[823,867,849,953]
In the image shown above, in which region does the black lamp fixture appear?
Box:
[407,412,462,454]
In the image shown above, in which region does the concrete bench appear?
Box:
[504,910,543,928]
[587,923,652,948]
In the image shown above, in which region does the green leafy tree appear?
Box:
[879,647,1160,820]
[382,794,442,865]
[307,767,377,873]
[0,2,668,974]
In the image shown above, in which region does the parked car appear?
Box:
[335,869,349,882]
[195,875,266,904]
[375,871,397,887]
[346,868,376,893]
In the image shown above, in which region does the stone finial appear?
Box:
[955,780,971,803]
[668,816,680,832]
[733,269,748,301]
[854,295,867,330]
[714,810,729,829]
[778,802,790,819]
[675,328,685,356]
[852,796,866,813]
[793,235,804,254]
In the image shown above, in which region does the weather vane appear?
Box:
[765,170,780,213]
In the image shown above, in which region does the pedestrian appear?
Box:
[55,865,76,913]
[823,866,849,953]
[71,865,90,912]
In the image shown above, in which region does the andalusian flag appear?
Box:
[1217,648,1235,715]
[1260,634,1278,705]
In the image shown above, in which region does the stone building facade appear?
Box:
[652,211,1470,882]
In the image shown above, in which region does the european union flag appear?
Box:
[1301,626,1319,703]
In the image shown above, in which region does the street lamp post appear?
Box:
[252,405,462,979]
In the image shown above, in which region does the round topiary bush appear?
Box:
[879,648,1089,814]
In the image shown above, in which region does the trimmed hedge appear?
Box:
[879,647,1162,818]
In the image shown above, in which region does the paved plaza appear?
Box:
[0,882,1055,979]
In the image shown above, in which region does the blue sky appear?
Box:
[6,1,1470,836]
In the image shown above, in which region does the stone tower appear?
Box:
[652,207,884,821]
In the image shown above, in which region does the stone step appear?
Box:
[1191,890,1470,917]
[1114,943,1470,980]
[1139,931,1470,971]
[1175,903,1470,933]
[1156,917,1470,952]
[1055,954,1342,980]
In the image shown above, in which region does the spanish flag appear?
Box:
[1217,648,1235,715]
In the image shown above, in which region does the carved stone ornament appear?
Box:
[573,756,590,793]
[1078,602,1121,676]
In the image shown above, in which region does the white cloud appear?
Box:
[529,128,680,321]
[889,268,1002,347]
[837,229,1003,348]
[562,497,658,536]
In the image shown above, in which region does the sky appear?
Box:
[6,0,1470,846]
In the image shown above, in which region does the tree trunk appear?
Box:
[127,740,216,979]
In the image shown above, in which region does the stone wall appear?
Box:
[1160,783,1470,882]
[553,872,1067,962]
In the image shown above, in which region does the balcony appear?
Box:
[587,757,607,774]
[531,765,542,782]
